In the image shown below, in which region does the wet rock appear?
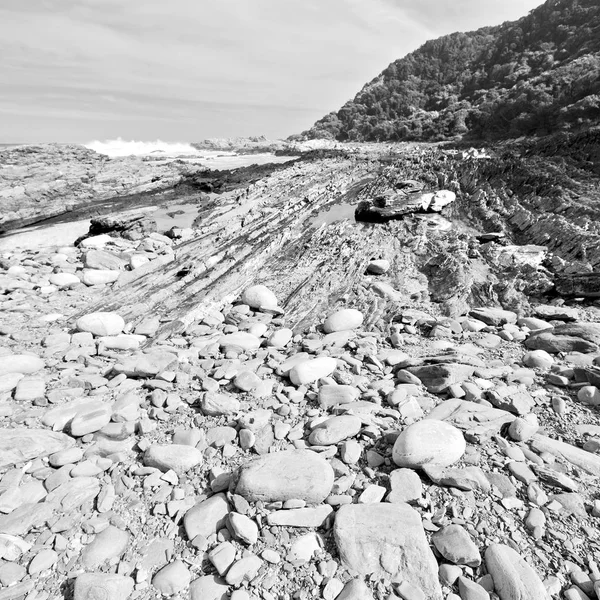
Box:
[76,311,125,336]
[323,309,364,333]
[74,573,134,600]
[144,444,203,474]
[432,525,481,567]
[234,449,334,503]
[485,544,549,600]
[334,503,442,599]
[392,419,465,469]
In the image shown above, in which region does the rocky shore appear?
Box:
[0,140,599,600]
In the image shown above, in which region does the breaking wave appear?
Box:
[84,138,202,158]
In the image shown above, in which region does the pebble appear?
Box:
[229,512,258,544]
[432,524,481,567]
[184,493,230,540]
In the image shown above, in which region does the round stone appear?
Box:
[49,273,80,288]
[76,312,125,337]
[522,350,554,369]
[577,386,600,406]
[392,419,466,469]
[81,269,120,286]
[323,309,364,333]
[0,355,45,377]
[240,285,278,309]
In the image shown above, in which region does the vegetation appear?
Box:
[298,0,600,142]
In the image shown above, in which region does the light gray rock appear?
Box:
[289,357,337,386]
[82,269,120,286]
[0,429,74,469]
[189,575,229,600]
[152,560,191,595]
[113,350,177,377]
[241,284,278,309]
[219,332,261,353]
[82,526,129,568]
[323,309,364,333]
[336,579,374,600]
[469,308,517,326]
[485,544,550,600]
[392,419,465,469]
[0,355,44,377]
[229,512,258,544]
[266,505,333,527]
[74,573,134,600]
[432,525,481,567]
[234,449,334,503]
[308,415,362,446]
[144,444,203,474]
[333,503,442,600]
[201,392,241,416]
[387,468,423,503]
[76,311,125,336]
[225,554,263,586]
[184,493,230,541]
[70,401,112,436]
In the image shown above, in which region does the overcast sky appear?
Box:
[0,0,546,143]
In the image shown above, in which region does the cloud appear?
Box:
[0,0,546,142]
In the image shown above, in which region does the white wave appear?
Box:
[84,138,202,158]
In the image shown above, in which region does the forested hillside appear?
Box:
[298,0,600,142]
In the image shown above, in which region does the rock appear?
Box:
[319,385,360,409]
[387,468,423,503]
[76,312,125,336]
[469,308,517,326]
[334,503,442,599]
[266,505,333,527]
[225,554,263,586]
[425,465,491,492]
[268,327,293,348]
[152,560,191,595]
[308,415,362,445]
[219,332,261,353]
[234,449,334,503]
[229,512,258,544]
[201,393,240,416]
[508,415,539,441]
[49,272,80,288]
[485,544,549,600]
[0,429,74,469]
[577,386,600,406]
[534,305,578,321]
[323,309,364,333]
[407,363,475,393]
[189,575,229,600]
[0,373,23,393]
[336,579,375,600]
[81,269,120,285]
[522,350,554,369]
[70,401,112,436]
[241,285,278,309]
[144,444,203,474]
[28,548,58,574]
[288,356,337,386]
[84,248,126,270]
[184,493,229,540]
[392,419,466,469]
[367,260,390,274]
[82,526,129,568]
[45,477,100,511]
[0,355,45,376]
[530,434,600,476]
[432,525,481,567]
[458,577,490,600]
[113,350,177,377]
[74,573,134,600]
[0,503,54,536]
[13,377,45,401]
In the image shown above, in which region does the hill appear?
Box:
[298,0,600,142]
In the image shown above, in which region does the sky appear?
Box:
[0,0,547,143]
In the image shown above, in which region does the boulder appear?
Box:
[323,309,364,333]
[76,312,125,336]
[241,285,278,309]
[334,503,442,599]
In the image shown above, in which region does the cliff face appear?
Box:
[299,0,600,142]
[0,144,192,232]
